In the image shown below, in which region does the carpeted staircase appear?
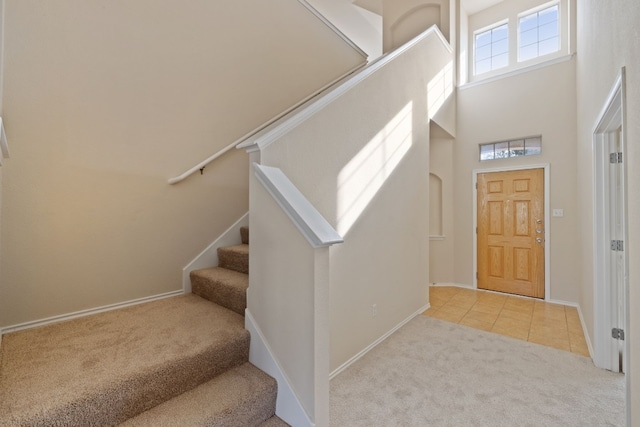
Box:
[0,227,288,426]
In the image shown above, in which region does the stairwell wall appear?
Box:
[0,0,365,328]
[256,29,453,372]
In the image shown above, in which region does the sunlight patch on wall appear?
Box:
[427,61,454,117]
[337,101,413,236]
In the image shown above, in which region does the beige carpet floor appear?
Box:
[0,294,249,425]
[330,316,625,426]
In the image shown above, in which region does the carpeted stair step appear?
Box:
[218,244,249,274]
[120,362,278,426]
[191,267,248,316]
[260,415,290,426]
[240,226,249,245]
[0,294,249,426]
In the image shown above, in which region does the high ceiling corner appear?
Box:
[462,0,505,15]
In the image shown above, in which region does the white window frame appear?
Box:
[465,0,571,84]
[473,19,509,77]
[517,1,561,63]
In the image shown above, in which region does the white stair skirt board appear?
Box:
[0,290,183,336]
[329,302,430,380]
[245,310,314,427]
[182,213,249,293]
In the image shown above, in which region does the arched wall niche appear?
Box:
[390,4,441,50]
[429,172,443,236]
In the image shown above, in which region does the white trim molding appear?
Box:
[430,282,474,289]
[460,54,575,91]
[591,67,628,385]
[245,309,314,427]
[253,164,343,248]
[0,290,183,336]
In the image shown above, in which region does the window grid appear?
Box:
[479,136,542,161]
[518,4,559,62]
[474,23,509,76]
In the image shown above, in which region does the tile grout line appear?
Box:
[426,286,589,357]
[525,300,535,342]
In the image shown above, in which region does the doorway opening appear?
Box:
[473,164,550,299]
[593,68,629,381]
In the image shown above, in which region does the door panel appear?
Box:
[478,168,544,298]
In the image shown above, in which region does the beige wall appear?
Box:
[576,1,640,422]
[0,0,365,328]
[455,58,579,302]
[259,30,453,371]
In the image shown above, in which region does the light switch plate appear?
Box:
[553,209,564,217]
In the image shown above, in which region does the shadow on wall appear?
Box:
[335,61,454,237]
[336,101,414,236]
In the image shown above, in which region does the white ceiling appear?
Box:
[461,0,505,15]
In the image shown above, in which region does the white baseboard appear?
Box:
[546,297,578,307]
[547,299,594,360]
[329,302,430,380]
[430,282,474,289]
[182,212,249,292]
[0,290,183,335]
[575,304,594,359]
[245,309,313,427]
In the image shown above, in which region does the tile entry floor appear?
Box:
[423,285,591,357]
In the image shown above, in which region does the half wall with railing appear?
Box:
[242,26,454,426]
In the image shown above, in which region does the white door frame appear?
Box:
[592,66,629,383]
[472,163,551,300]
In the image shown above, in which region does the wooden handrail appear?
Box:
[167,136,248,185]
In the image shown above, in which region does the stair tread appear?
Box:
[191,267,248,315]
[191,267,248,289]
[240,226,249,245]
[219,244,249,255]
[121,362,277,426]
[218,244,249,274]
[0,294,249,426]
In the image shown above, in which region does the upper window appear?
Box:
[518,4,559,62]
[474,23,509,76]
[466,0,569,83]
[479,136,542,161]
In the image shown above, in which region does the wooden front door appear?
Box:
[477,168,544,298]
